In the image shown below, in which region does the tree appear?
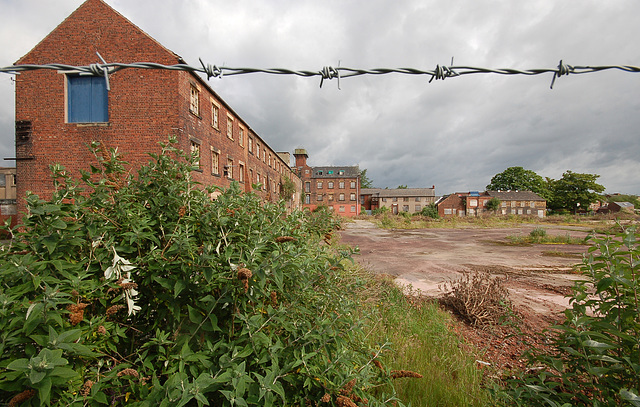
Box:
[359,168,374,188]
[486,166,550,200]
[486,197,501,212]
[397,185,408,189]
[548,170,605,213]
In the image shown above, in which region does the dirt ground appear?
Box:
[339,220,596,373]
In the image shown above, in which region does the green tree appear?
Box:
[485,197,501,212]
[548,170,605,213]
[486,166,550,200]
[359,168,374,188]
[397,185,408,189]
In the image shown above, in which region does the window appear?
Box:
[415,204,421,212]
[190,140,201,169]
[530,201,536,208]
[339,181,345,189]
[403,197,409,202]
[305,182,311,193]
[328,170,334,175]
[211,100,219,128]
[444,208,452,215]
[339,206,345,212]
[501,201,507,207]
[317,182,323,189]
[392,197,398,202]
[268,154,272,167]
[318,170,323,175]
[350,181,356,189]
[403,205,409,212]
[317,194,323,201]
[415,197,421,202]
[520,201,526,207]
[339,193,345,201]
[239,127,245,147]
[226,116,234,139]
[190,85,200,115]
[469,199,478,207]
[351,205,356,213]
[339,170,345,175]
[328,182,334,189]
[211,147,220,175]
[382,198,387,202]
[256,173,260,185]
[239,162,245,182]
[328,194,334,201]
[350,193,356,201]
[226,158,233,179]
[262,150,266,162]
[305,194,310,204]
[248,137,253,154]
[67,74,108,123]
[249,169,253,183]
[256,143,260,157]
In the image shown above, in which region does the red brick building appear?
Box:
[293,149,361,217]
[13,0,300,213]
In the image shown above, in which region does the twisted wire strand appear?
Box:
[2,61,639,89]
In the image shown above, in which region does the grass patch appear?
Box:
[358,272,491,406]
[505,227,587,245]
[541,250,583,258]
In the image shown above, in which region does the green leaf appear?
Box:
[30,369,47,384]
[38,376,52,406]
[174,280,186,297]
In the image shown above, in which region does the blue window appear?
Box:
[67,75,108,123]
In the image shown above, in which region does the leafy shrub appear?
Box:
[0,140,400,406]
[529,227,547,239]
[496,226,640,406]
[371,207,390,216]
[419,203,439,219]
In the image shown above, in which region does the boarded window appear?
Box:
[67,75,108,123]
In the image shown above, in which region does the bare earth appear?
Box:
[339,220,594,371]
[339,220,590,317]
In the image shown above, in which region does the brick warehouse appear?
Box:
[13,0,301,214]
[293,149,361,217]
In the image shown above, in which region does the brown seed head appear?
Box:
[69,310,84,325]
[178,206,186,218]
[320,393,331,403]
[335,395,358,407]
[275,236,296,243]
[117,368,140,378]
[237,268,252,280]
[340,378,357,395]
[390,370,423,379]
[373,359,383,371]
[97,325,107,335]
[106,304,125,316]
[8,389,37,407]
[119,282,138,290]
[81,380,94,397]
[270,291,277,305]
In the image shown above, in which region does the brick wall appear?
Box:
[14,0,300,214]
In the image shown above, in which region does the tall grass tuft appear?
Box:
[359,273,491,406]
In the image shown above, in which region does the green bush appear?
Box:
[371,207,390,216]
[496,226,640,406]
[0,140,400,406]
[529,227,547,240]
[420,204,439,219]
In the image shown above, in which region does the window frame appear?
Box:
[66,74,109,123]
[210,147,220,176]
[189,84,200,116]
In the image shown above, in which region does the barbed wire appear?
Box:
[2,59,639,89]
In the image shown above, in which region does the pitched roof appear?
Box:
[361,188,436,197]
[16,0,182,65]
[486,190,545,201]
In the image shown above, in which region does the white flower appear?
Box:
[104,248,141,317]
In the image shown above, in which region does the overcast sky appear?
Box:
[1,0,639,195]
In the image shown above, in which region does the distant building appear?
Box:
[437,190,546,218]
[598,201,635,214]
[361,187,436,214]
[293,149,361,217]
[0,167,17,228]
